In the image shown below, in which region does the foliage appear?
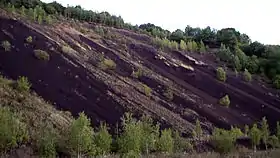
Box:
[1,40,11,52]
[34,49,50,61]
[67,112,95,157]
[0,107,28,152]
[277,121,280,141]
[216,67,226,82]
[156,129,174,153]
[20,5,25,15]
[45,15,52,25]
[243,69,252,82]
[26,36,33,43]
[94,123,112,156]
[16,76,31,92]
[244,125,249,136]
[249,124,261,151]
[142,84,152,97]
[163,87,173,101]
[235,47,247,70]
[217,44,232,62]
[261,117,270,150]
[219,95,230,107]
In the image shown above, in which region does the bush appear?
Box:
[273,75,280,89]
[34,49,50,61]
[26,36,33,43]
[219,95,230,107]
[216,67,226,82]
[99,59,117,70]
[1,40,11,51]
[94,123,112,156]
[163,87,173,101]
[156,129,174,153]
[211,128,236,154]
[16,76,32,92]
[243,69,252,82]
[37,124,57,158]
[142,84,152,97]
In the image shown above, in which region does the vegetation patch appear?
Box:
[219,95,230,107]
[131,68,143,79]
[216,67,226,82]
[1,40,11,52]
[34,49,50,61]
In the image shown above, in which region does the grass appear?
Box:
[34,49,50,61]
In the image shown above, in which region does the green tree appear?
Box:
[156,129,174,154]
[37,124,57,158]
[117,113,142,156]
[192,41,198,52]
[27,8,34,19]
[171,41,178,50]
[20,6,26,15]
[243,69,252,82]
[16,76,31,92]
[179,40,187,51]
[268,135,279,149]
[199,40,206,53]
[217,44,232,62]
[140,115,159,155]
[173,130,192,152]
[38,15,43,24]
[216,67,226,82]
[235,47,248,69]
[0,107,28,152]
[277,121,280,141]
[219,95,230,107]
[187,41,193,52]
[68,112,95,157]
[244,125,249,136]
[273,75,280,89]
[211,128,235,154]
[45,15,53,25]
[233,55,242,71]
[193,119,202,140]
[94,123,112,156]
[249,124,261,152]
[261,117,270,150]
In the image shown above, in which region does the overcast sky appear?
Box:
[42,0,279,45]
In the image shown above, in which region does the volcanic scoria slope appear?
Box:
[0,10,280,135]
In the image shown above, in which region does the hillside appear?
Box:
[0,1,280,157]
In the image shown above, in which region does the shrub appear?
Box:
[142,84,152,97]
[163,87,173,101]
[99,59,116,70]
[26,36,33,43]
[249,124,261,152]
[34,50,50,61]
[16,76,32,92]
[268,135,279,149]
[273,75,280,89]
[219,95,230,107]
[216,67,226,82]
[243,69,252,82]
[1,40,11,51]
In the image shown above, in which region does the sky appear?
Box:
[42,0,280,45]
